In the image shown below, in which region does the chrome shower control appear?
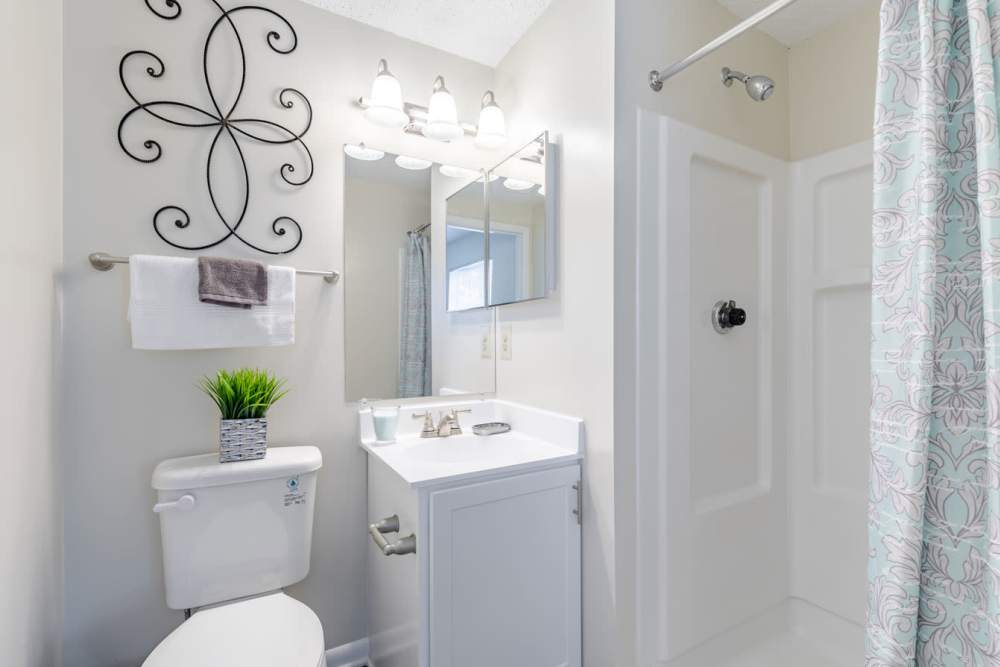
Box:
[713,300,748,334]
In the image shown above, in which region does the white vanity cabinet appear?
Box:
[361,400,584,667]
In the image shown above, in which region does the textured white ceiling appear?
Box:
[716,0,877,46]
[297,0,555,67]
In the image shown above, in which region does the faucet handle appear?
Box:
[412,411,436,436]
[448,408,472,434]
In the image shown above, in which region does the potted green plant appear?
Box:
[201,368,288,463]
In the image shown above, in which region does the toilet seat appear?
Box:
[143,592,325,667]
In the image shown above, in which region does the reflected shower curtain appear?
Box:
[398,230,431,398]
[869,0,1000,664]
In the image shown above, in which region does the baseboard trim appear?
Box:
[325,637,370,667]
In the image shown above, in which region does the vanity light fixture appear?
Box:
[502,178,536,192]
[423,76,463,142]
[439,165,480,180]
[475,91,507,149]
[365,59,408,129]
[395,155,433,170]
[343,143,385,161]
[356,60,504,149]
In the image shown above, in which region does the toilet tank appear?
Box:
[151,446,322,610]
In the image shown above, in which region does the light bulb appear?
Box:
[365,59,408,129]
[422,76,463,142]
[343,143,385,161]
[476,91,507,149]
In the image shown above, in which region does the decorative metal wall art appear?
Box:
[118,0,313,254]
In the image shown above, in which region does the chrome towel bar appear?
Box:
[88,252,340,284]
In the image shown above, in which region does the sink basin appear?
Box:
[360,400,583,487]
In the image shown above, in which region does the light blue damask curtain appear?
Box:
[869,0,1000,664]
[398,229,431,398]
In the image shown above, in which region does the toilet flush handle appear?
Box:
[153,494,196,514]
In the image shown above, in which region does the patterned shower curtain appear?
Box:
[869,0,1000,664]
[398,229,431,398]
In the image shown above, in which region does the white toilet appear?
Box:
[143,446,326,666]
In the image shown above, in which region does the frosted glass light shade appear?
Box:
[395,155,433,170]
[343,143,385,161]
[476,91,507,149]
[365,59,408,129]
[422,76,463,142]
[439,165,479,180]
[503,178,536,192]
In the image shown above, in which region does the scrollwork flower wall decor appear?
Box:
[118,0,313,254]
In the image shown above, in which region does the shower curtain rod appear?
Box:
[87,252,341,284]
[649,0,803,91]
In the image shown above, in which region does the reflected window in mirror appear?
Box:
[445,178,489,312]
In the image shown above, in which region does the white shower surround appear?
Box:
[631,111,869,665]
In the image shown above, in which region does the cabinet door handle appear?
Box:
[368,515,417,556]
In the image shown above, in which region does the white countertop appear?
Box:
[359,399,584,488]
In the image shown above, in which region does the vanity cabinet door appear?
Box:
[428,465,582,667]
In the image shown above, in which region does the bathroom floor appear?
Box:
[668,599,862,667]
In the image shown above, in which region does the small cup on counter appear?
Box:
[372,405,400,443]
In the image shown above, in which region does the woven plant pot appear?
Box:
[219,418,268,463]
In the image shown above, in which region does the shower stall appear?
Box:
[629,111,870,666]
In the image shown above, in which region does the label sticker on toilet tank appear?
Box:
[283,476,306,507]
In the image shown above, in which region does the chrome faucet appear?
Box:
[412,408,472,438]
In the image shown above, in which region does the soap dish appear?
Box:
[472,422,511,436]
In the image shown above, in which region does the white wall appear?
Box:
[61,2,493,664]
[0,0,63,665]
[492,0,617,663]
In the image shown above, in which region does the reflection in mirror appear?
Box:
[487,133,550,306]
[446,179,487,312]
[344,147,496,401]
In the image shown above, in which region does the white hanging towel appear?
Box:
[128,255,295,350]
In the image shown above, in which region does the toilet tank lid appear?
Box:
[152,446,322,491]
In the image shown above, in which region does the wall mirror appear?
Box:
[486,132,552,306]
[343,147,496,402]
[444,133,553,311]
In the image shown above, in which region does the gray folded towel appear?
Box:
[197,256,268,308]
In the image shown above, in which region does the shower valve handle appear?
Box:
[713,299,748,334]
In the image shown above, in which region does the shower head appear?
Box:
[722,67,775,102]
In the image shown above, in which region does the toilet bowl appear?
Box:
[143,592,325,667]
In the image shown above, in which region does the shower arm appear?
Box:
[649,0,803,91]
